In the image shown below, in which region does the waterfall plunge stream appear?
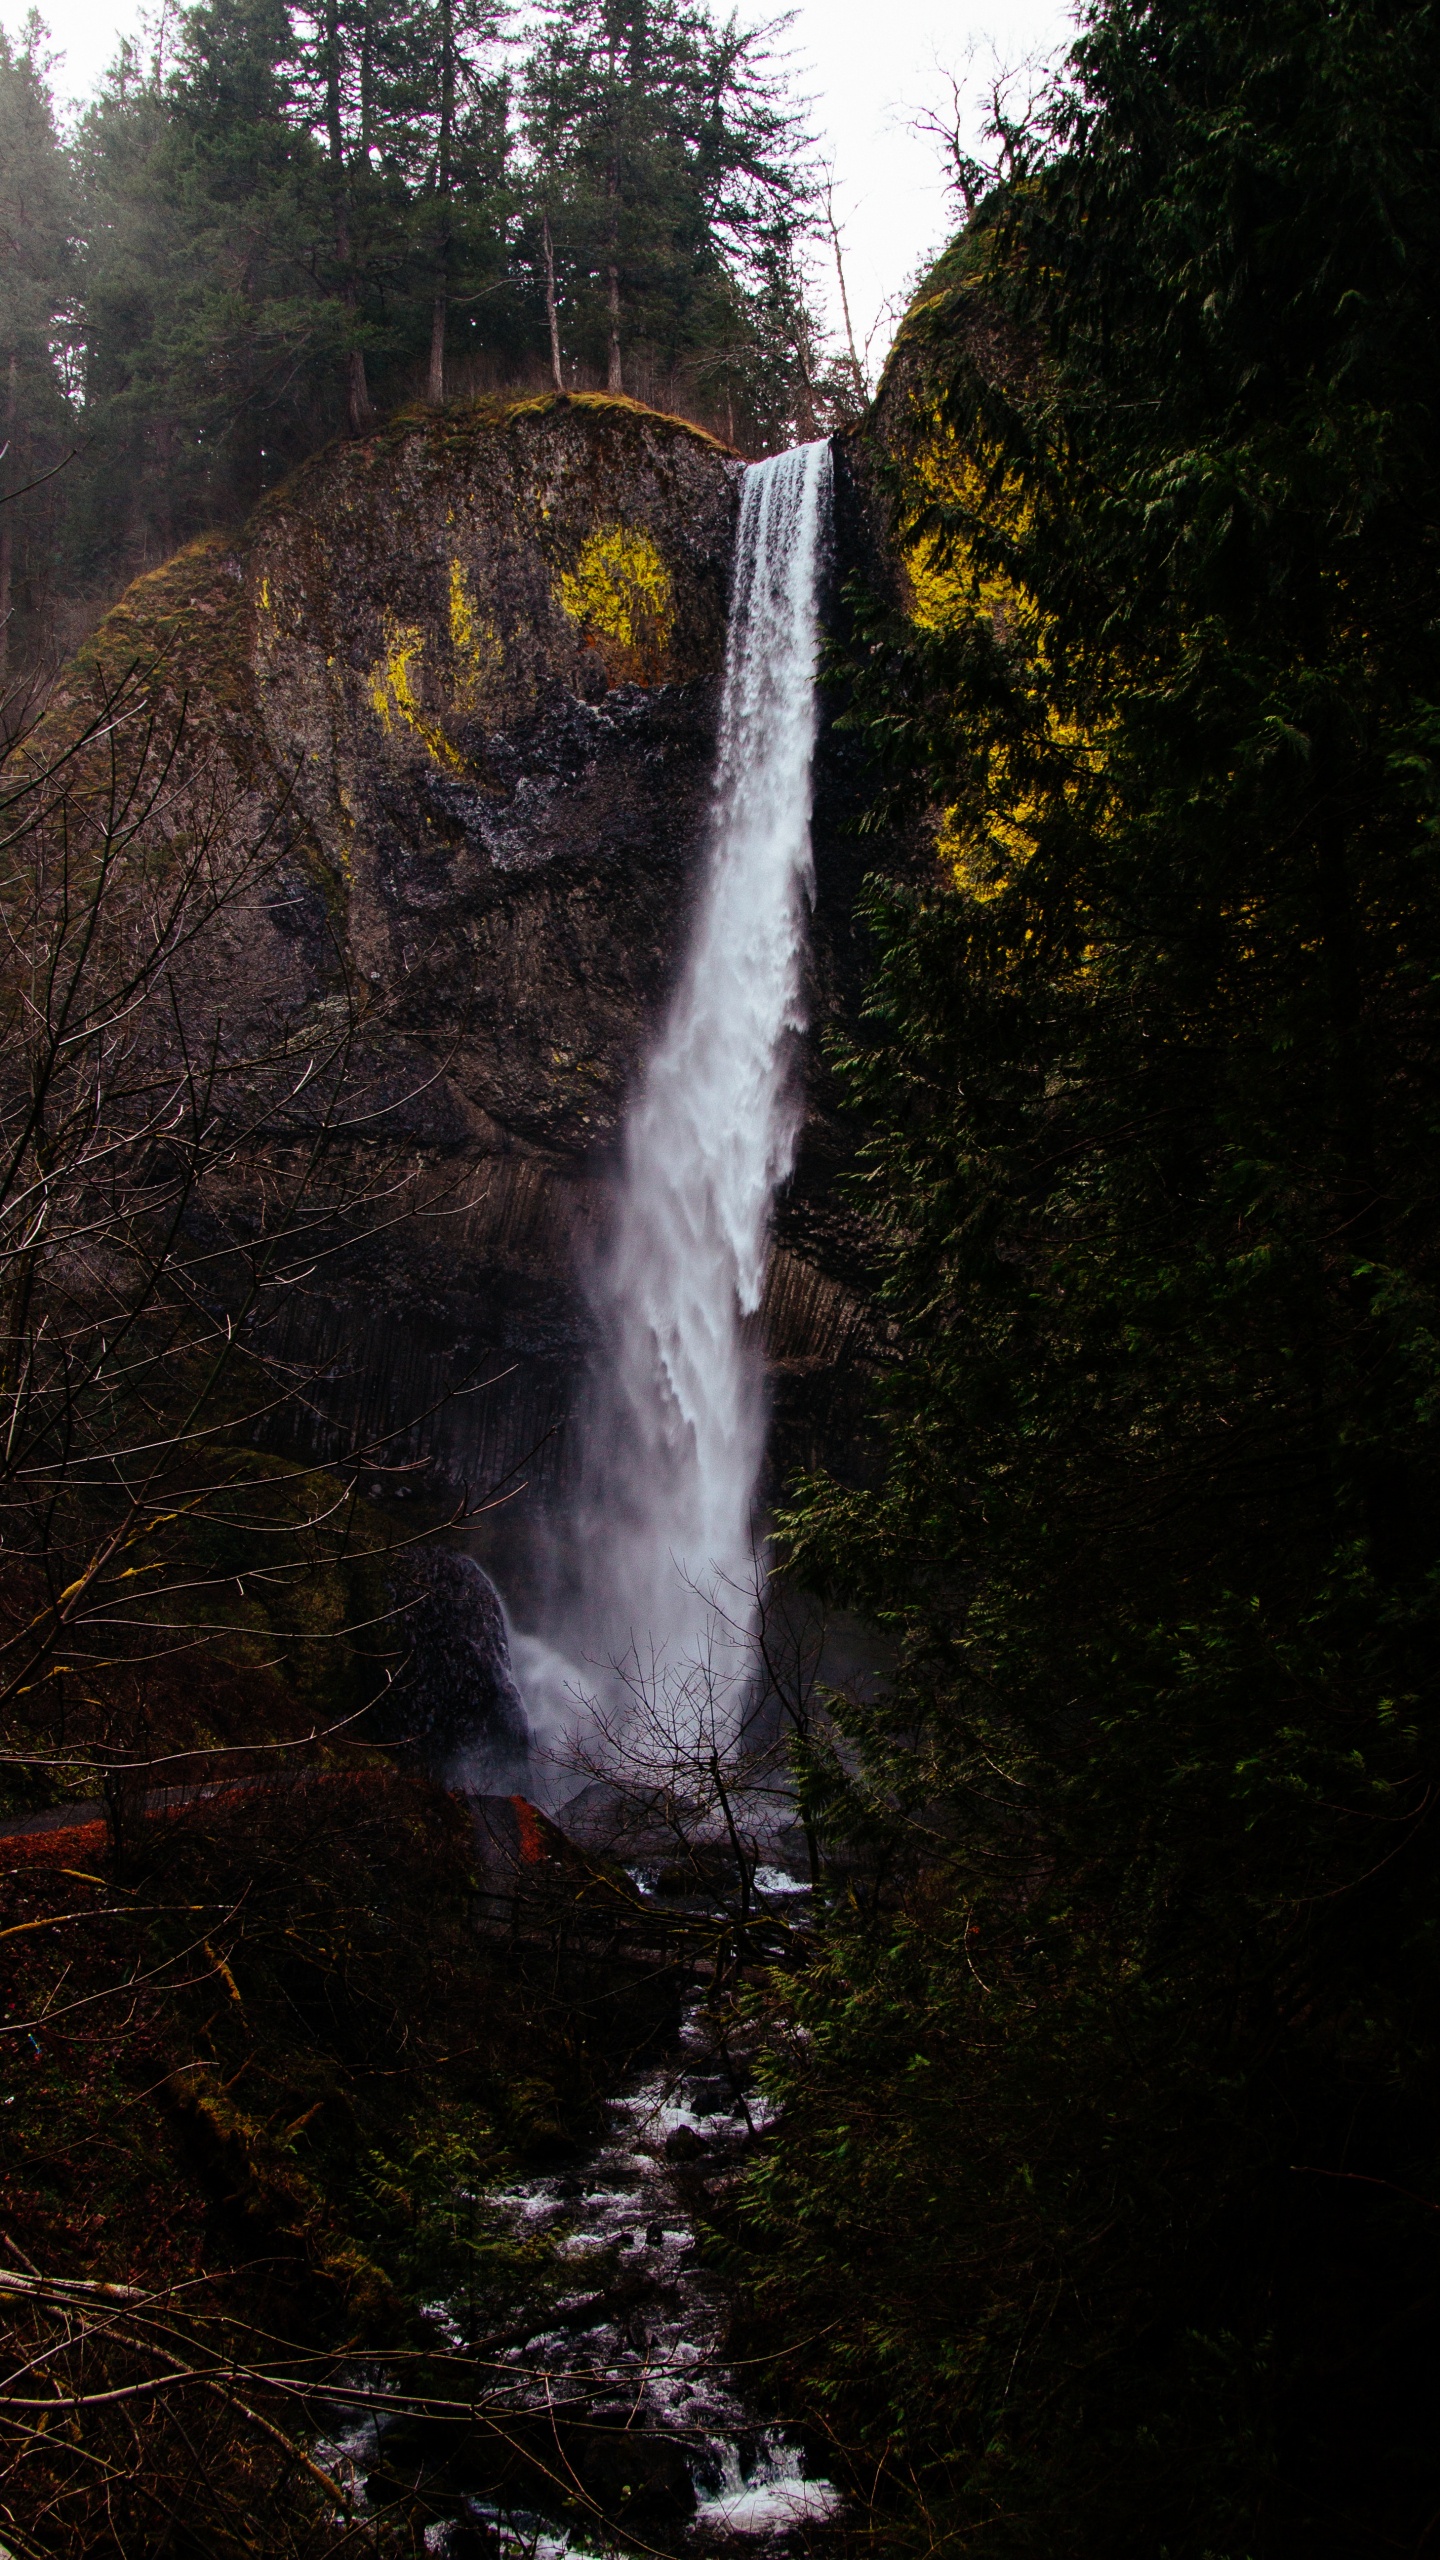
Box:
[324,445,842,2555]
[515,438,833,1745]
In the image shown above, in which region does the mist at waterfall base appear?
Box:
[508,438,833,1782]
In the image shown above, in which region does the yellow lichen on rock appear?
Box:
[367,613,463,770]
[448,559,502,710]
[555,524,674,684]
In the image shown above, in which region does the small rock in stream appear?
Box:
[687,2078,734,2117]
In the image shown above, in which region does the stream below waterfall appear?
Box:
[326,1987,843,2558]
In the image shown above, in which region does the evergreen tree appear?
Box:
[23,0,820,627]
[70,0,515,591]
[72,3,337,583]
[521,0,813,438]
[289,0,402,430]
[404,0,511,405]
[0,14,77,678]
[745,1,1440,2550]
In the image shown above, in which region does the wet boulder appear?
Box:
[379,1547,531,1785]
[578,2421,696,2519]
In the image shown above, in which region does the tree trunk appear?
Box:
[824,181,867,403]
[606,141,623,393]
[543,216,563,391]
[428,298,447,407]
[0,352,15,687]
[324,0,372,434]
[347,335,373,435]
[793,332,817,442]
[427,0,455,407]
[359,0,375,158]
[607,263,623,393]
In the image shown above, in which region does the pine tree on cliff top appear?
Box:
[54,0,820,611]
[71,1,339,581]
[402,0,512,407]
[521,0,815,438]
[68,0,516,596]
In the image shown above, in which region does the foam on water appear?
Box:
[325,2000,843,2552]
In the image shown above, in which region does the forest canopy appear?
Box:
[0,0,843,677]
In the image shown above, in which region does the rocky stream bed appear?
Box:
[323,1976,841,2560]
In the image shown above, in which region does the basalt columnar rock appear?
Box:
[56,393,883,1585]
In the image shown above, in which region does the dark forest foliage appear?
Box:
[743,1,1440,2553]
[0,0,834,677]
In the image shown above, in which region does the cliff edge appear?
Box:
[52,394,879,1554]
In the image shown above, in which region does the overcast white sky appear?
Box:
[11,0,1080,376]
[780,0,1078,372]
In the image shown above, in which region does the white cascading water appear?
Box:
[514,437,832,1740]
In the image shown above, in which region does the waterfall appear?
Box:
[513,438,833,1746]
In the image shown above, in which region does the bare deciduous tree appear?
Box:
[0,650,555,2556]
[0,650,519,1826]
[539,1565,840,1991]
[913,47,1055,220]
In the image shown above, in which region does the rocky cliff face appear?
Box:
[62,393,882,1581]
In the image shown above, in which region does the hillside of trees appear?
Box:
[0,0,849,680]
[737,1,1440,2552]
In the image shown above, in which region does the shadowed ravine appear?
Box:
[324,444,843,2555]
